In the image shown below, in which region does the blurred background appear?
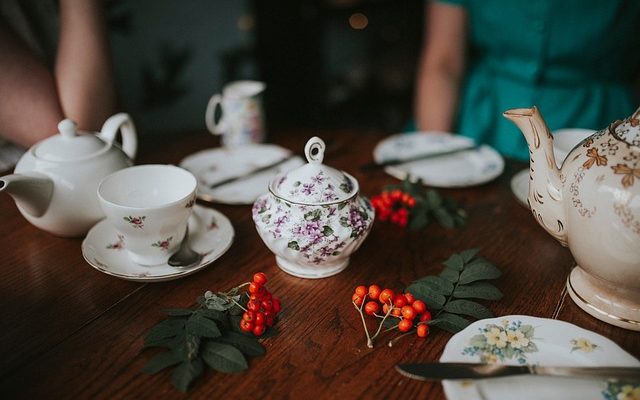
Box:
[106,0,425,139]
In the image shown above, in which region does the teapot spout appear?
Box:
[0,173,53,217]
[503,107,568,246]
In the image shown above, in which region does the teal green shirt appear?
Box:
[437,0,640,160]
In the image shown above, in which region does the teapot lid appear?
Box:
[269,136,359,205]
[33,119,108,161]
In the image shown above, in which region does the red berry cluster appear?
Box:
[370,190,416,227]
[352,284,432,340]
[239,272,281,336]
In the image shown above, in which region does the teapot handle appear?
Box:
[205,94,228,135]
[99,113,137,160]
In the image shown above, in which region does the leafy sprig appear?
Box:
[142,284,272,392]
[406,248,502,333]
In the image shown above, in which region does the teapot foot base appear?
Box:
[275,256,349,279]
[567,266,640,331]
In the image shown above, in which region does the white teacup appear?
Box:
[97,165,197,266]
[205,80,266,147]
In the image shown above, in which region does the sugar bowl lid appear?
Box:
[269,137,359,204]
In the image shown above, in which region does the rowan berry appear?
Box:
[412,300,427,315]
[393,294,407,308]
[242,311,255,322]
[247,300,261,313]
[261,299,273,312]
[379,289,395,305]
[364,301,380,316]
[355,285,368,297]
[419,310,432,322]
[382,303,391,315]
[239,319,254,332]
[264,312,275,327]
[404,292,415,305]
[391,307,403,318]
[398,319,413,332]
[253,324,266,336]
[416,324,429,338]
[249,282,262,294]
[272,297,282,314]
[401,305,416,320]
[352,292,364,307]
[255,312,265,326]
[253,272,268,286]
[368,284,382,300]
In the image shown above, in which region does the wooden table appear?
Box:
[0,130,637,399]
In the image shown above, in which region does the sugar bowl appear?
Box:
[252,137,374,278]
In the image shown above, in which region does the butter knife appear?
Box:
[209,154,296,189]
[395,363,640,381]
[360,144,478,171]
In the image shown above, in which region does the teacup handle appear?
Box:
[205,94,228,135]
[304,136,325,164]
[99,113,137,160]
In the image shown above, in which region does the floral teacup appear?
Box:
[252,137,374,278]
[97,165,197,266]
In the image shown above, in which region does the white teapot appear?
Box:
[504,106,640,331]
[252,137,375,279]
[0,114,137,237]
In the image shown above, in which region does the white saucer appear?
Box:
[179,144,305,205]
[373,132,504,187]
[440,315,639,400]
[510,169,529,208]
[82,205,234,282]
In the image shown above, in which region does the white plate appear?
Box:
[179,144,305,205]
[373,133,504,187]
[512,129,596,208]
[82,205,234,282]
[440,315,640,400]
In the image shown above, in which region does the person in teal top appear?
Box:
[414,0,640,161]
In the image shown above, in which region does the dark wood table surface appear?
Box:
[0,129,638,399]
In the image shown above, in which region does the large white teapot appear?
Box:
[504,106,640,331]
[0,113,137,237]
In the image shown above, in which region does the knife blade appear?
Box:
[209,154,296,189]
[360,144,478,171]
[396,363,640,381]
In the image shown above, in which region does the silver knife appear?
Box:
[396,362,640,381]
[360,145,478,171]
[209,154,296,189]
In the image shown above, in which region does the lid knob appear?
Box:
[58,119,78,139]
[304,136,325,164]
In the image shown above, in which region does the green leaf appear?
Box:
[383,317,400,329]
[164,308,194,317]
[322,226,334,236]
[413,276,454,296]
[406,283,446,309]
[195,308,227,322]
[144,319,185,347]
[214,331,265,357]
[453,282,503,300]
[408,210,428,231]
[433,207,455,229]
[202,342,248,373]
[443,299,493,319]
[459,248,481,263]
[142,351,182,374]
[186,315,221,338]
[426,189,442,208]
[430,312,471,333]
[459,259,502,284]
[442,253,465,271]
[171,359,204,393]
[440,267,459,283]
[287,241,300,251]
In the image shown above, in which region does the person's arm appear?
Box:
[0,25,64,147]
[56,0,116,132]
[414,1,467,132]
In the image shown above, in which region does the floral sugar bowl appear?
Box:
[252,137,374,278]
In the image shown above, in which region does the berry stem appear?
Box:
[229,297,248,312]
[370,303,394,342]
[387,330,415,347]
[352,298,373,348]
[223,281,251,296]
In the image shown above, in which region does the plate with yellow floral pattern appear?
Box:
[440,315,639,400]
